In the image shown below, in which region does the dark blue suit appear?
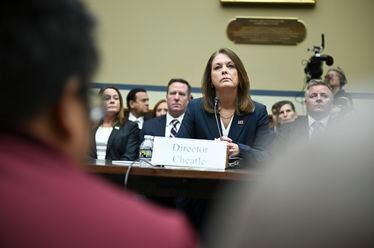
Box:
[276,115,334,145]
[177,98,273,163]
[140,115,167,139]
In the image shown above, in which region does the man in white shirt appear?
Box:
[276,80,334,144]
[141,78,191,139]
[304,79,334,138]
[139,78,192,208]
[126,88,150,129]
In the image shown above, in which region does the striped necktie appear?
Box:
[311,121,324,138]
[169,119,179,138]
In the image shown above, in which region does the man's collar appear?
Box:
[308,115,330,127]
[128,112,144,122]
[166,112,184,125]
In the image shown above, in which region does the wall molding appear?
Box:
[92,82,374,99]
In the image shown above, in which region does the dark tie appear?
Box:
[169,119,179,138]
[311,121,324,137]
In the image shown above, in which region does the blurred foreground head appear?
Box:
[205,111,374,247]
[0,0,98,161]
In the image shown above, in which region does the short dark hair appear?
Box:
[307,79,332,91]
[0,0,98,129]
[305,79,333,98]
[272,100,296,116]
[126,88,147,110]
[271,101,282,115]
[167,78,191,95]
[277,100,296,113]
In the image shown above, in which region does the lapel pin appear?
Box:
[238,120,244,125]
[114,126,120,130]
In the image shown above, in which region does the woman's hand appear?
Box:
[218,136,240,157]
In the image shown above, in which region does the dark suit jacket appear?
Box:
[176,98,273,163]
[89,120,139,161]
[276,116,309,145]
[140,115,167,140]
[275,115,335,148]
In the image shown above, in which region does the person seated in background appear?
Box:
[141,78,191,139]
[125,87,150,129]
[89,86,139,161]
[140,78,191,209]
[324,67,353,117]
[0,1,197,246]
[277,80,334,144]
[270,100,297,133]
[276,100,298,125]
[177,48,273,164]
[153,99,168,117]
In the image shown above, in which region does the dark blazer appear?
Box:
[276,116,309,145]
[140,115,167,139]
[89,120,139,161]
[276,115,335,147]
[176,98,273,163]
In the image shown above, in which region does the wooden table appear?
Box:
[83,160,256,199]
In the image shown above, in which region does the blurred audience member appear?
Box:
[126,87,150,129]
[276,100,298,125]
[270,100,297,132]
[89,86,139,161]
[324,67,353,117]
[0,0,197,247]
[153,99,168,117]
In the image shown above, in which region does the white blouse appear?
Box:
[220,116,234,137]
[95,126,113,160]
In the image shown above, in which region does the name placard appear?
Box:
[151,137,228,170]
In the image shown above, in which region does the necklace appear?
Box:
[220,112,234,119]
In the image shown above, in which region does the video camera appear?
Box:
[304,34,334,82]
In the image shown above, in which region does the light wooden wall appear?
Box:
[85,0,374,112]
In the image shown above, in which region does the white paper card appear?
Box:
[151,137,228,170]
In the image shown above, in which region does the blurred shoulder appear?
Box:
[186,97,204,115]
[253,101,266,110]
[293,116,308,126]
[122,120,139,130]
[188,97,203,108]
[252,101,268,115]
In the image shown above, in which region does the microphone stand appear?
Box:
[214,97,241,168]
[214,96,223,138]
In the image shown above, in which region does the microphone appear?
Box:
[214,96,223,138]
